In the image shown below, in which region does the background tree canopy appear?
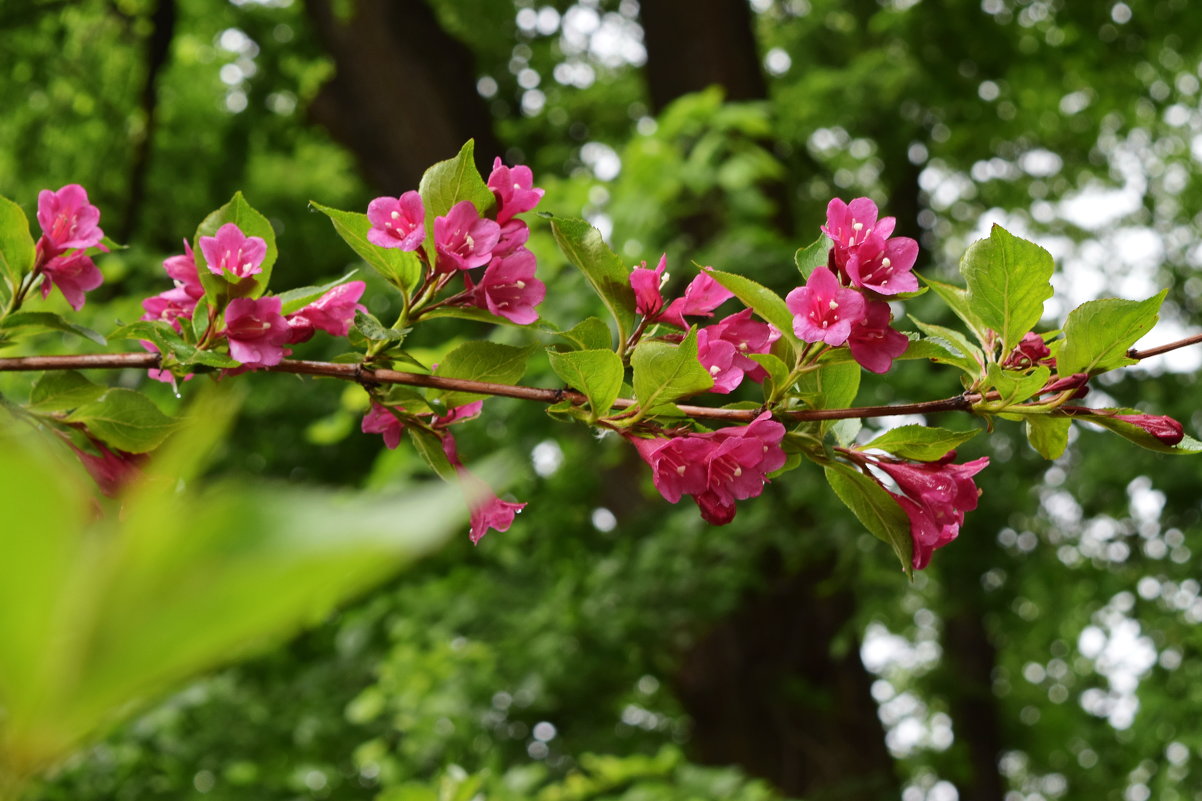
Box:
[3,0,1202,799]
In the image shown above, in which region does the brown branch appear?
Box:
[0,353,976,423]
[1128,332,1202,361]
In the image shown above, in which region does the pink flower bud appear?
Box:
[1114,413,1185,445]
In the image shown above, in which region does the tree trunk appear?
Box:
[303,0,503,193]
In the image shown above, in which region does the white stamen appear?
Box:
[709,365,721,375]
[676,465,687,476]
[852,222,864,232]
[733,467,743,477]
[828,299,839,310]
[881,257,891,268]
[515,280,526,289]
[464,234,474,249]
[390,210,400,220]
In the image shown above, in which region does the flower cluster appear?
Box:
[786,198,916,373]
[366,158,546,325]
[140,225,365,375]
[33,185,106,310]
[626,412,786,524]
[856,450,990,570]
[362,399,524,543]
[629,260,779,394]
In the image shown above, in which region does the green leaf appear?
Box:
[434,341,534,409]
[794,361,860,426]
[547,348,624,417]
[748,352,789,400]
[28,370,107,412]
[705,267,801,354]
[275,270,360,315]
[1025,416,1071,460]
[1079,409,1202,455]
[960,224,1054,353]
[408,426,459,481]
[0,194,36,306]
[417,140,496,231]
[420,306,533,326]
[310,202,423,296]
[793,234,829,280]
[1057,291,1167,376]
[907,316,984,376]
[109,319,177,345]
[630,328,713,414]
[824,463,912,576]
[984,364,1051,405]
[920,274,989,346]
[548,215,635,348]
[556,316,613,351]
[862,424,980,461]
[66,389,176,453]
[353,309,407,342]
[0,310,107,345]
[193,192,278,301]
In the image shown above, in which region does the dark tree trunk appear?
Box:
[675,555,898,798]
[943,606,1006,801]
[639,0,767,113]
[121,0,176,242]
[303,0,503,193]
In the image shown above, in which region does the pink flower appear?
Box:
[40,252,103,311]
[487,157,545,224]
[163,239,205,301]
[199,223,267,279]
[470,249,546,324]
[870,452,990,570]
[843,232,919,295]
[434,201,500,272]
[361,402,406,449]
[493,218,531,259]
[441,427,526,544]
[37,184,104,254]
[706,308,780,382]
[367,191,426,250]
[696,327,742,393]
[141,286,197,331]
[1113,413,1185,445]
[785,265,866,346]
[822,197,895,268]
[848,300,909,374]
[1003,332,1053,369]
[630,254,668,317]
[627,412,786,524]
[286,281,366,343]
[68,439,145,498]
[659,270,735,328]
[222,296,291,367]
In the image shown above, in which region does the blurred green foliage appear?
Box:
[2,1,1202,800]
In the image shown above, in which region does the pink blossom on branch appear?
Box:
[785,265,866,346]
[434,200,500,272]
[469,248,546,325]
[659,270,735,328]
[440,428,526,544]
[68,439,146,497]
[162,239,205,302]
[199,223,267,279]
[630,254,668,317]
[1002,331,1053,369]
[40,252,104,311]
[487,157,545,224]
[706,308,780,382]
[843,232,919,295]
[286,281,367,343]
[847,300,909,374]
[822,197,895,267]
[366,191,425,251]
[37,184,104,254]
[222,296,291,367]
[361,402,406,449]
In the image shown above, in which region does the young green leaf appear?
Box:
[1057,291,1167,376]
[793,234,829,280]
[824,462,913,576]
[417,139,496,230]
[0,310,107,345]
[547,215,635,347]
[961,224,1054,353]
[28,370,107,412]
[434,341,534,409]
[794,361,860,424]
[984,364,1051,405]
[193,192,278,301]
[630,327,713,414]
[547,348,624,417]
[1025,416,1071,460]
[310,202,423,295]
[908,316,984,376]
[862,424,980,461]
[66,389,176,453]
[920,274,989,347]
[556,316,613,351]
[0,194,36,306]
